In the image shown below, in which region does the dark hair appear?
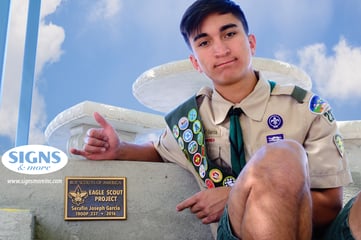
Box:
[180,0,249,48]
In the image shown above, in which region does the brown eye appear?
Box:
[198,40,209,47]
[225,31,236,39]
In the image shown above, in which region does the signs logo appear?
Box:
[2,145,68,175]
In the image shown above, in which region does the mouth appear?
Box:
[214,58,237,68]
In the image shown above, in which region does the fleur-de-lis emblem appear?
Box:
[68,185,88,206]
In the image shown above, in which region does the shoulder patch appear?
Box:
[333,134,344,157]
[323,109,336,125]
[309,95,329,114]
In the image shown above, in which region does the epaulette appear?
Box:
[270,84,308,103]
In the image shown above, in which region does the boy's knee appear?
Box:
[237,139,310,193]
[258,139,308,174]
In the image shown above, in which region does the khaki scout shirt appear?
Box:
[154,73,352,189]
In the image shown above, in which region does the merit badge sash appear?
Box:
[165,96,237,188]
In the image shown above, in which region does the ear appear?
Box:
[248,34,257,56]
[189,55,203,73]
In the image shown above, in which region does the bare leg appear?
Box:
[227,139,312,240]
[349,191,361,239]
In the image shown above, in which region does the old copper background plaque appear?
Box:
[64,177,126,220]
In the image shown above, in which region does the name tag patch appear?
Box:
[267,134,284,143]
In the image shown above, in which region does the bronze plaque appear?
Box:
[64,177,126,220]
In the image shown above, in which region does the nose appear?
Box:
[213,40,230,57]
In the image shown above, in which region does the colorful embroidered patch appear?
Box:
[188,141,198,154]
[188,108,197,122]
[193,120,202,134]
[323,109,335,124]
[202,157,208,171]
[223,176,236,187]
[182,129,193,143]
[209,169,223,183]
[267,114,283,130]
[309,95,328,114]
[172,125,179,138]
[199,165,206,178]
[205,179,215,189]
[193,153,202,167]
[333,134,344,157]
[197,132,204,146]
[178,117,189,130]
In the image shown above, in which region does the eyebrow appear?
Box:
[192,23,238,43]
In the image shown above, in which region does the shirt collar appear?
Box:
[211,72,271,124]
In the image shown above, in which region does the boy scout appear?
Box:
[71,0,361,239]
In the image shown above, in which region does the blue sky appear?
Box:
[1,0,361,154]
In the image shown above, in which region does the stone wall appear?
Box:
[0,160,213,240]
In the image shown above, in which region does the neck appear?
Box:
[215,71,258,104]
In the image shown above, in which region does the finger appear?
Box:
[70,148,90,158]
[190,203,203,214]
[195,210,207,220]
[70,148,84,156]
[94,112,111,129]
[70,148,105,161]
[86,128,108,141]
[176,196,197,212]
[84,136,109,148]
[83,144,107,154]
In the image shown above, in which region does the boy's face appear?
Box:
[188,13,256,88]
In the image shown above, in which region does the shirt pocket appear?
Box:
[205,128,231,168]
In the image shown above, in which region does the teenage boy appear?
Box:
[71,0,360,239]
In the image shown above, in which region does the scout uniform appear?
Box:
[154,71,353,239]
[154,72,352,190]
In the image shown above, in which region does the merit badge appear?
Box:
[202,157,208,171]
[172,125,179,138]
[333,134,344,157]
[193,153,202,167]
[223,176,236,187]
[192,120,202,134]
[188,109,197,122]
[205,179,215,189]
[199,165,206,178]
[197,132,204,146]
[209,169,223,183]
[267,114,283,130]
[178,117,189,130]
[178,138,184,150]
[188,141,198,154]
[182,129,193,143]
[309,95,328,114]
